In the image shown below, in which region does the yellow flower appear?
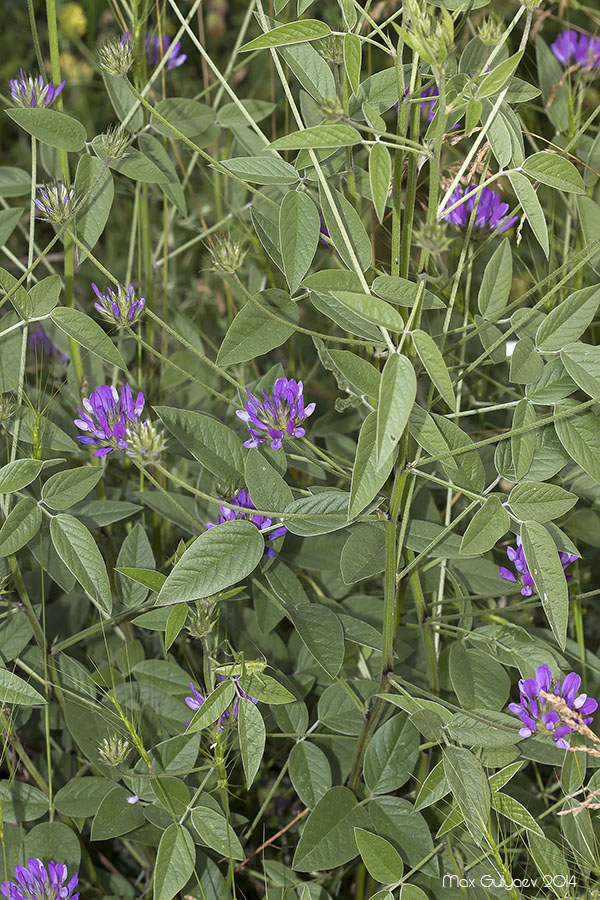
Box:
[59,2,87,38]
[59,51,93,84]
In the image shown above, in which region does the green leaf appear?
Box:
[288,741,332,809]
[0,207,23,247]
[511,398,536,481]
[0,167,31,197]
[0,668,46,706]
[283,491,351,536]
[555,400,600,485]
[376,353,416,463]
[475,51,523,99]
[521,520,569,648]
[102,72,143,130]
[355,828,404,884]
[509,336,544,384]
[528,834,570,898]
[0,458,43,493]
[23,822,80,872]
[364,714,419,794]
[561,342,600,398]
[332,291,403,332]
[54,778,115,818]
[280,191,320,294]
[522,151,585,194]
[400,887,428,900]
[0,498,42,557]
[350,412,396,518]
[536,37,569,133]
[92,141,169,183]
[327,349,381,398]
[154,824,195,900]
[311,292,381,340]
[6,108,86,151]
[238,672,294,705]
[344,32,362,94]
[191,806,244,859]
[415,761,450,811]
[0,265,32,318]
[151,98,216,140]
[165,604,188,651]
[491,791,543,836]
[478,238,512,319]
[154,406,245,483]
[138,133,187,216]
[74,155,114,261]
[341,524,385,583]
[41,466,104,510]
[50,514,112,614]
[449,644,511,711]
[238,698,266,789]
[157,520,264,605]
[292,786,368,871]
[372,275,445,309]
[509,171,549,257]
[0,780,46,823]
[217,289,299,366]
[241,20,331,52]
[219,156,299,185]
[118,567,165,595]
[412,329,454,409]
[271,123,361,150]
[443,746,490,843]
[186,680,235,732]
[28,275,61,316]
[245,448,293,511]
[460,496,509,554]
[319,185,372,272]
[369,142,391,223]
[536,286,600,352]
[91,784,145,840]
[508,481,577,523]
[287,603,345,678]
[50,307,126,369]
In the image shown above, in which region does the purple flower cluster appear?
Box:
[185,675,258,731]
[1,858,78,900]
[499,536,578,597]
[442,184,518,233]
[145,34,187,69]
[9,70,65,108]
[207,488,287,557]
[551,30,600,69]
[92,282,146,327]
[28,326,68,363]
[74,384,145,457]
[509,664,597,750]
[236,377,316,450]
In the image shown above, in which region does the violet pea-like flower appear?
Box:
[185,676,258,731]
[551,30,600,69]
[499,536,578,597]
[145,34,187,69]
[9,69,65,108]
[509,663,598,750]
[236,376,316,450]
[442,184,518,234]
[207,488,287,557]
[1,857,79,900]
[74,383,145,457]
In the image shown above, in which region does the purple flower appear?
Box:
[92,282,145,328]
[28,326,69,363]
[318,215,330,246]
[509,664,598,750]
[1,857,79,900]
[236,376,316,450]
[9,69,65,108]
[207,488,287,557]
[551,30,600,68]
[185,676,258,732]
[34,183,77,223]
[74,383,145,457]
[499,536,578,597]
[442,184,518,234]
[145,34,187,69]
